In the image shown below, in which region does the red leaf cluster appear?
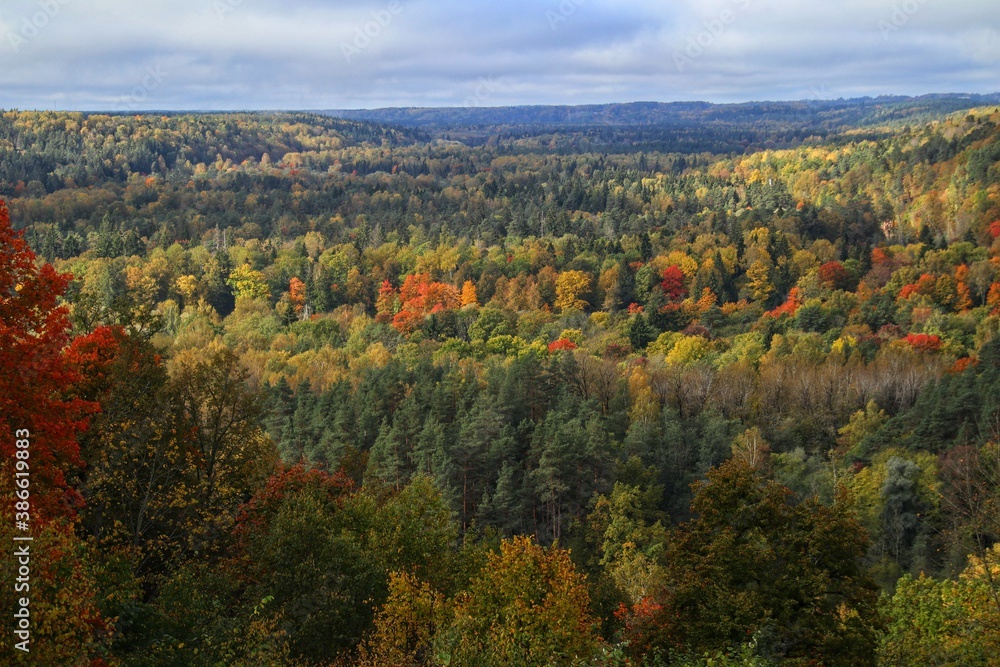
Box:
[234,464,354,540]
[818,261,851,290]
[391,273,460,334]
[766,286,804,318]
[660,266,687,302]
[898,273,937,300]
[0,201,98,521]
[548,338,578,353]
[903,333,943,352]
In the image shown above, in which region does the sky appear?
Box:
[0,0,997,111]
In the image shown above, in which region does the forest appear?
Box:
[1,100,1000,666]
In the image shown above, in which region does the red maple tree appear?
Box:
[0,201,97,521]
[903,333,943,352]
[660,266,688,302]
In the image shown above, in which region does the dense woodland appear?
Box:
[2,100,1000,666]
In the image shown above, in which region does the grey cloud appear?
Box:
[0,0,995,110]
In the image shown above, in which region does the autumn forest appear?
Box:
[3,97,1000,665]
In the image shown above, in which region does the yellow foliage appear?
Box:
[628,366,658,423]
[460,280,479,307]
[746,260,774,303]
[666,335,712,366]
[555,270,591,312]
[696,287,717,312]
[227,263,271,301]
[175,274,198,302]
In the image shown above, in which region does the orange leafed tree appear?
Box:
[767,286,804,318]
[988,282,1000,313]
[289,276,307,315]
[899,273,938,300]
[391,273,460,334]
[548,338,578,353]
[0,200,97,521]
[460,280,479,307]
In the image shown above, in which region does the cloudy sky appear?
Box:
[0,0,997,110]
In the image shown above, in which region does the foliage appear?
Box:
[619,460,883,666]
[5,100,1000,664]
[442,536,601,666]
[0,200,96,519]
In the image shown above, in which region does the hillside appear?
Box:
[2,103,1000,665]
[326,95,1000,128]
[324,94,1000,151]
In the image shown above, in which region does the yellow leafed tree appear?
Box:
[555,270,591,312]
[460,280,479,307]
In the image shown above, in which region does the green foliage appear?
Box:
[442,536,601,667]
[7,102,1000,666]
[620,460,883,666]
[879,547,1000,666]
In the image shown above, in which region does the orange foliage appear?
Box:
[460,280,479,307]
[289,276,307,314]
[65,325,131,399]
[871,247,892,265]
[616,596,665,652]
[392,309,425,335]
[988,282,1000,313]
[375,280,399,324]
[955,282,973,311]
[390,273,461,334]
[767,286,804,318]
[949,357,977,374]
[899,273,938,300]
[548,338,578,353]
